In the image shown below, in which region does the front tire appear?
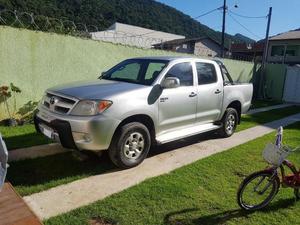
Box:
[219,108,238,138]
[237,171,280,211]
[108,122,151,169]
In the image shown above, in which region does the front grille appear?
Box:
[43,92,78,114]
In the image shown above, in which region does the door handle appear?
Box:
[189,92,197,97]
[215,89,222,94]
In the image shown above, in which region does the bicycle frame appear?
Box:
[261,160,300,189]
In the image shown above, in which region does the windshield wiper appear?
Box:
[104,77,139,84]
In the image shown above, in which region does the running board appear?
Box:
[156,123,221,144]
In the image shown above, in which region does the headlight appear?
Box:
[70,100,112,116]
[39,94,47,106]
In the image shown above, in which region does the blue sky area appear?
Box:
[156,0,300,41]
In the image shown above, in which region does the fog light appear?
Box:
[72,132,93,143]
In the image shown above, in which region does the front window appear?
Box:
[102,59,168,85]
[165,62,194,86]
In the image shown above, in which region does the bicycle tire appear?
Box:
[237,170,280,211]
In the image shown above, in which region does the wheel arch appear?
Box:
[226,100,242,124]
[113,114,156,145]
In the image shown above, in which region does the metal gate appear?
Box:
[283,65,300,103]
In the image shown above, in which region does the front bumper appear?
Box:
[34,115,78,149]
[34,107,121,151]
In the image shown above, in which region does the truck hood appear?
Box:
[48,79,147,99]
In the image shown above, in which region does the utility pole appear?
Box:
[221,0,227,58]
[259,7,272,98]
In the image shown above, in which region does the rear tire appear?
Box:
[108,122,151,169]
[237,171,280,211]
[219,108,238,138]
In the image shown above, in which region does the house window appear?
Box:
[271,45,284,56]
[286,45,300,56]
[182,44,188,49]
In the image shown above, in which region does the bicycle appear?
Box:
[237,126,300,211]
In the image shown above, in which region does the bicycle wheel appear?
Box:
[237,171,280,211]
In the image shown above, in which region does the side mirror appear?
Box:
[162,77,180,89]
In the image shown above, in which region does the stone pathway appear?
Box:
[23,113,300,220]
[246,103,293,115]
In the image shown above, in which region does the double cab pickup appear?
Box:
[35,57,253,168]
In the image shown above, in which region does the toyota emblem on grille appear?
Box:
[49,97,58,105]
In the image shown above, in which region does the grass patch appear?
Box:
[251,100,282,109]
[238,106,300,132]
[45,122,300,225]
[0,124,51,150]
[7,152,114,196]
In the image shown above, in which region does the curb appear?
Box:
[245,104,293,115]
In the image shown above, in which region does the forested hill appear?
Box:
[0,0,254,45]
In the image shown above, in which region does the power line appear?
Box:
[228,12,263,39]
[229,10,267,19]
[193,7,222,19]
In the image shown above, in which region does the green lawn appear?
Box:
[45,122,300,225]
[250,100,283,109]
[0,124,51,150]
[237,106,300,132]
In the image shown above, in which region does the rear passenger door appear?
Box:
[195,61,223,123]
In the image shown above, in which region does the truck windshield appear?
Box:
[101,59,168,85]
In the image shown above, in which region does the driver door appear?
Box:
[158,62,197,134]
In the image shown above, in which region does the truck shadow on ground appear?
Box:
[163,198,297,225]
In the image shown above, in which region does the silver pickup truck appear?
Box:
[34,57,253,168]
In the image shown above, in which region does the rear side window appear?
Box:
[165,62,194,86]
[196,62,217,85]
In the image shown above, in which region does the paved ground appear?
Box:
[23,113,300,220]
[246,103,293,115]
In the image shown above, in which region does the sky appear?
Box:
[156,0,300,41]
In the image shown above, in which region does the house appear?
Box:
[231,42,264,61]
[90,22,185,48]
[265,29,300,104]
[153,37,228,58]
[267,29,300,65]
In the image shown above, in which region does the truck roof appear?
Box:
[131,56,222,64]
